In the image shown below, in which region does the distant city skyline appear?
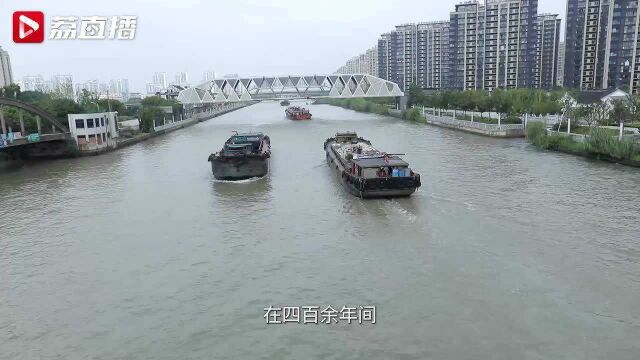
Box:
[1,0,567,93]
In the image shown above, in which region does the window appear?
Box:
[101,118,105,126]
[75,119,85,128]
[87,119,94,128]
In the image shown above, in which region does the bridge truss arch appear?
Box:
[177,74,404,106]
[0,97,68,133]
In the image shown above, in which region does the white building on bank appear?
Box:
[67,112,119,153]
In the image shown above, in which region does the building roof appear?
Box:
[571,89,628,104]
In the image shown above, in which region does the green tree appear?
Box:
[407,84,424,107]
[36,98,83,125]
[610,99,631,124]
[18,90,50,104]
[140,107,165,132]
[491,89,513,117]
[474,90,491,119]
[0,84,21,99]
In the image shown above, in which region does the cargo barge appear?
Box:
[208,132,271,180]
[285,106,312,120]
[324,132,420,198]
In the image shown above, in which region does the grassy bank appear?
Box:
[527,122,640,165]
[314,98,392,115]
[314,98,432,124]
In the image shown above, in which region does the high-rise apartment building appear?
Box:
[376,23,449,91]
[153,72,168,89]
[22,75,47,92]
[449,1,485,90]
[416,21,450,89]
[109,79,130,100]
[335,47,379,76]
[533,14,562,89]
[557,41,565,87]
[203,71,217,82]
[388,24,418,92]
[174,72,189,87]
[378,34,391,81]
[365,46,379,77]
[564,0,640,93]
[0,47,14,87]
[449,0,538,90]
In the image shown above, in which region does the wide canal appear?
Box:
[1,101,639,359]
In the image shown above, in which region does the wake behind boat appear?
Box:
[207,132,271,180]
[324,132,421,198]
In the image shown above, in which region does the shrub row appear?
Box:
[526,122,640,160]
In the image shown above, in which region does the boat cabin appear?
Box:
[350,155,411,179]
[223,133,265,154]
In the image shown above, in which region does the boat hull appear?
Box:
[325,147,419,198]
[210,156,269,180]
[286,113,312,120]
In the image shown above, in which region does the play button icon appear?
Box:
[13,11,44,43]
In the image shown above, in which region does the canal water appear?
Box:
[1,101,639,359]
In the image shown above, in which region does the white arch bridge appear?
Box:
[177,74,404,106]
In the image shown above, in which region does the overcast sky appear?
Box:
[2,0,566,93]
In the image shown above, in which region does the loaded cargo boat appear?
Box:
[324,132,421,198]
[285,106,312,120]
[207,132,271,180]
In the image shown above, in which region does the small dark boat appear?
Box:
[280,100,290,106]
[208,132,271,180]
[285,106,312,120]
[324,132,420,198]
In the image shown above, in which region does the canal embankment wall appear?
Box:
[99,102,257,153]
[388,109,525,138]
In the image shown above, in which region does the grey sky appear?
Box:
[2,0,566,93]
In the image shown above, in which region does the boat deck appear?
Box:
[331,141,381,161]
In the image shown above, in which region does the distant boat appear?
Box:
[207,132,271,180]
[280,100,290,106]
[324,132,421,198]
[285,106,312,120]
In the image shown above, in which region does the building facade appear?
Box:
[449,0,538,91]
[67,112,119,153]
[416,22,450,89]
[335,46,379,76]
[533,14,562,89]
[564,0,640,93]
[0,47,14,88]
[557,41,565,86]
[378,34,391,81]
[449,1,485,89]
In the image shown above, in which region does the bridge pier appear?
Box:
[36,115,42,134]
[0,106,6,136]
[19,110,25,134]
[396,96,408,111]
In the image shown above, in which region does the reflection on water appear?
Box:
[1,101,640,360]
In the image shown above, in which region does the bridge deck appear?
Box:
[178,74,404,105]
[0,133,68,149]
